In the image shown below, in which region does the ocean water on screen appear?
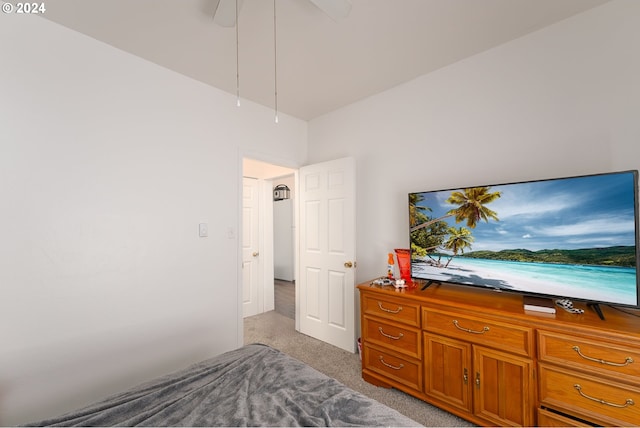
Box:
[415,256,637,306]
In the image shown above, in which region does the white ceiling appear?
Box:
[40,0,608,121]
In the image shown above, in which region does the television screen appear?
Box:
[408,170,640,308]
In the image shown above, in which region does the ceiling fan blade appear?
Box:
[308,0,352,21]
[213,0,244,27]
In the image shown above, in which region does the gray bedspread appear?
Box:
[26,343,420,427]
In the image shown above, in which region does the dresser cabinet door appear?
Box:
[473,346,534,427]
[424,333,472,413]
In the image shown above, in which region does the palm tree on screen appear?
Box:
[410,186,501,232]
[446,186,501,228]
[443,227,474,267]
[409,193,431,228]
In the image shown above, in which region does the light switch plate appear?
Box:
[199,223,208,237]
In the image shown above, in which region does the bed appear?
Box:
[26,343,421,427]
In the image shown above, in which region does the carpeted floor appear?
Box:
[244,310,474,427]
[274,279,295,319]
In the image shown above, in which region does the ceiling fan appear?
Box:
[212,0,352,27]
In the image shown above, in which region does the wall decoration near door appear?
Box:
[273,184,290,201]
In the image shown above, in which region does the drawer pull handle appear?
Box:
[379,356,404,370]
[378,327,404,340]
[574,384,635,408]
[572,346,634,367]
[378,302,403,314]
[453,320,490,334]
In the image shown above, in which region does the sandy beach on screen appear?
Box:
[416,258,617,303]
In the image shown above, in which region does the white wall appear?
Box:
[0,15,307,426]
[308,0,640,283]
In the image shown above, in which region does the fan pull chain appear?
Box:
[235,0,240,107]
[273,0,279,123]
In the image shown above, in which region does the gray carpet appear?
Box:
[274,279,295,319]
[244,310,474,427]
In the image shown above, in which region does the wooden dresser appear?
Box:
[358,280,640,426]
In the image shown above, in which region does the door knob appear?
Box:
[253,252,259,257]
[344,261,353,268]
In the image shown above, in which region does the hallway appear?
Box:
[274,279,294,320]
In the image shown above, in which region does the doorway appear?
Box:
[242,156,357,353]
[242,158,296,319]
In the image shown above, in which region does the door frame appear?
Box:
[238,152,298,345]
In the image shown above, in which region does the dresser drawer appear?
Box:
[537,408,591,427]
[539,364,640,426]
[363,316,421,359]
[362,293,420,327]
[538,330,640,382]
[362,343,422,392]
[422,307,533,357]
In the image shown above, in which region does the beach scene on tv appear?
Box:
[409,172,639,307]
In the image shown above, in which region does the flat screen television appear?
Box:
[408,170,640,310]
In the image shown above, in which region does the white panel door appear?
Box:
[242,177,260,318]
[299,157,356,352]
